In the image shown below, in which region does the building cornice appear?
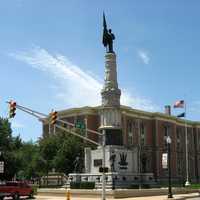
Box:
[42,104,200,127]
[120,105,200,126]
[58,106,100,117]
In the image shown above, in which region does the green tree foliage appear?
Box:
[38,130,89,175]
[0,117,39,180]
[52,131,85,174]
[0,117,95,181]
[0,118,12,151]
[15,141,39,180]
[0,118,17,180]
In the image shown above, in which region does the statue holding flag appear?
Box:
[102,13,115,53]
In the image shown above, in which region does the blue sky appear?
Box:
[1,0,200,141]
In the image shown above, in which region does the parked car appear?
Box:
[0,181,33,199]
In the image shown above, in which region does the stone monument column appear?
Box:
[99,52,122,145]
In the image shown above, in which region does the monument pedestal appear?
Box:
[68,145,155,188]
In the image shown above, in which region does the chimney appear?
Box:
[165,105,171,116]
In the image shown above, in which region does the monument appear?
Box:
[100,12,122,146]
[68,14,154,189]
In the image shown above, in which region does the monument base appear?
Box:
[68,172,155,189]
[69,145,156,189]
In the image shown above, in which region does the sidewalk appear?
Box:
[35,192,200,200]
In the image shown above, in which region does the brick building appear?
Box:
[43,105,200,184]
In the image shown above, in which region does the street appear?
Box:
[32,193,200,200]
[1,192,200,200]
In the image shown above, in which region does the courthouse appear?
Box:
[42,15,200,187]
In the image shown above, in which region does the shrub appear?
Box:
[70,182,95,189]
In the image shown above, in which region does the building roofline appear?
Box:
[120,105,200,126]
[42,104,200,126]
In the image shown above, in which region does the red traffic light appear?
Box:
[9,101,17,118]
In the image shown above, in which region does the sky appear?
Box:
[1,0,200,141]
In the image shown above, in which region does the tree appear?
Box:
[0,118,17,180]
[15,141,39,180]
[0,117,96,181]
[0,117,40,180]
[38,129,91,175]
[0,118,13,151]
[52,132,85,174]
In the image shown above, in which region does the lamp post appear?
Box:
[102,129,106,200]
[166,136,173,198]
[184,122,190,186]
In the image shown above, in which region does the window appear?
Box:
[140,123,145,146]
[176,128,181,150]
[163,126,168,150]
[127,120,133,145]
[198,130,200,151]
[187,128,192,149]
[94,159,102,167]
[177,156,182,175]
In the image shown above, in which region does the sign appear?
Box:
[0,161,4,173]
[75,121,86,129]
[162,153,168,169]
[94,159,102,167]
[119,152,128,170]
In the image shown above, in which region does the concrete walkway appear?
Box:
[35,192,200,200]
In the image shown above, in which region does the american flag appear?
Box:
[174,100,184,108]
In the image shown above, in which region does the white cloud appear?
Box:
[11,120,25,128]
[138,49,150,64]
[10,46,158,112]
[121,91,158,111]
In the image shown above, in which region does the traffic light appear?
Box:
[9,101,16,118]
[50,111,57,125]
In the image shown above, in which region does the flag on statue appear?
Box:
[102,12,108,47]
[174,100,184,108]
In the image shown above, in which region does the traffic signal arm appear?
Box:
[55,123,100,146]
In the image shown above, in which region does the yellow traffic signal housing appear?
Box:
[9,101,16,118]
[50,111,57,125]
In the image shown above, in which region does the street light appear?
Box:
[184,123,190,186]
[166,136,173,199]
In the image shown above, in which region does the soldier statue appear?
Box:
[102,13,115,53]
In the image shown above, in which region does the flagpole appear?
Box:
[184,101,190,186]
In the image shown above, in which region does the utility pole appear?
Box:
[166,136,173,198]
[102,129,106,200]
[138,118,142,189]
[184,103,190,186]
